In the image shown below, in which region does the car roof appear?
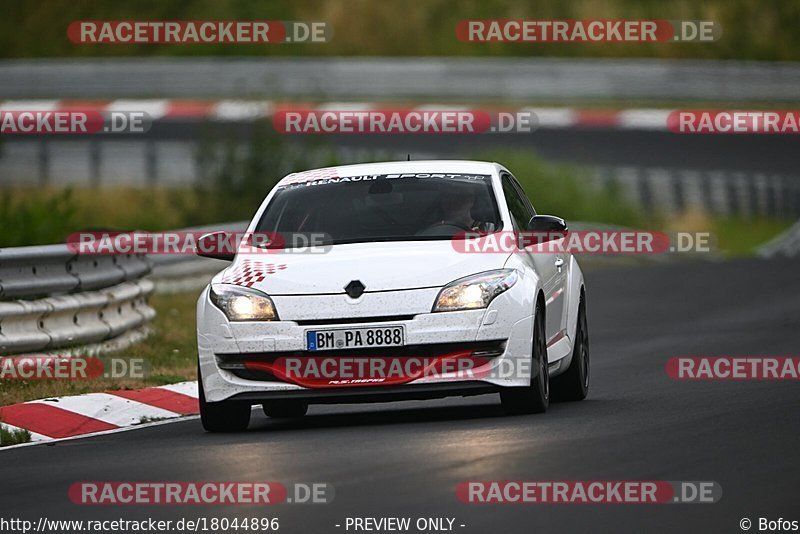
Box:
[277,160,500,186]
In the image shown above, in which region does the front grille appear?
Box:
[217,340,506,382]
[293,315,416,326]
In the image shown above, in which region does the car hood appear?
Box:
[213,240,511,295]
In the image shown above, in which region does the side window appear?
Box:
[511,176,536,216]
[501,174,533,230]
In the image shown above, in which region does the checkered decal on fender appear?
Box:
[220,260,287,287]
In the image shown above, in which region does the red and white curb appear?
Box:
[0,381,198,445]
[0,99,672,130]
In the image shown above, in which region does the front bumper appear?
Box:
[197,284,535,403]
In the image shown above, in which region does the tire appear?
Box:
[500,299,549,415]
[552,291,589,402]
[262,401,309,418]
[198,364,251,432]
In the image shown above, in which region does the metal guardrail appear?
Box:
[2,206,794,356]
[758,219,800,258]
[148,222,246,294]
[0,244,150,299]
[0,246,153,355]
[590,167,800,219]
[2,58,799,101]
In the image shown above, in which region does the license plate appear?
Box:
[306,326,405,351]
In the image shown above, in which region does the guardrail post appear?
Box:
[672,173,686,213]
[780,175,790,217]
[726,174,740,217]
[765,175,778,217]
[89,140,102,188]
[636,168,653,213]
[38,138,49,186]
[747,174,759,218]
[146,140,158,186]
[700,172,715,215]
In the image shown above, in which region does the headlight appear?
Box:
[209,284,279,321]
[432,269,518,312]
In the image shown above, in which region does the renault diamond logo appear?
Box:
[344,280,366,299]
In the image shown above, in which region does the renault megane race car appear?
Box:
[196,160,589,432]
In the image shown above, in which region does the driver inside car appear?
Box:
[434,183,495,233]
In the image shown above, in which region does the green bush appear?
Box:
[189,119,341,224]
[0,421,32,447]
[0,122,341,246]
[0,188,78,247]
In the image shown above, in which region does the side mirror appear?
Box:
[195,231,236,261]
[525,215,568,243]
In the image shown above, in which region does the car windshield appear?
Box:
[254,173,503,246]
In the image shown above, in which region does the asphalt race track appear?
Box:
[2,257,798,533]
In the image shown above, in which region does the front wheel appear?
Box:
[552,291,589,402]
[198,364,251,432]
[500,300,549,415]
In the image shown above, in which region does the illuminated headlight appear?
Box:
[209,284,279,321]
[432,269,518,312]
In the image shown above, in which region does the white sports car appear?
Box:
[196,160,589,432]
